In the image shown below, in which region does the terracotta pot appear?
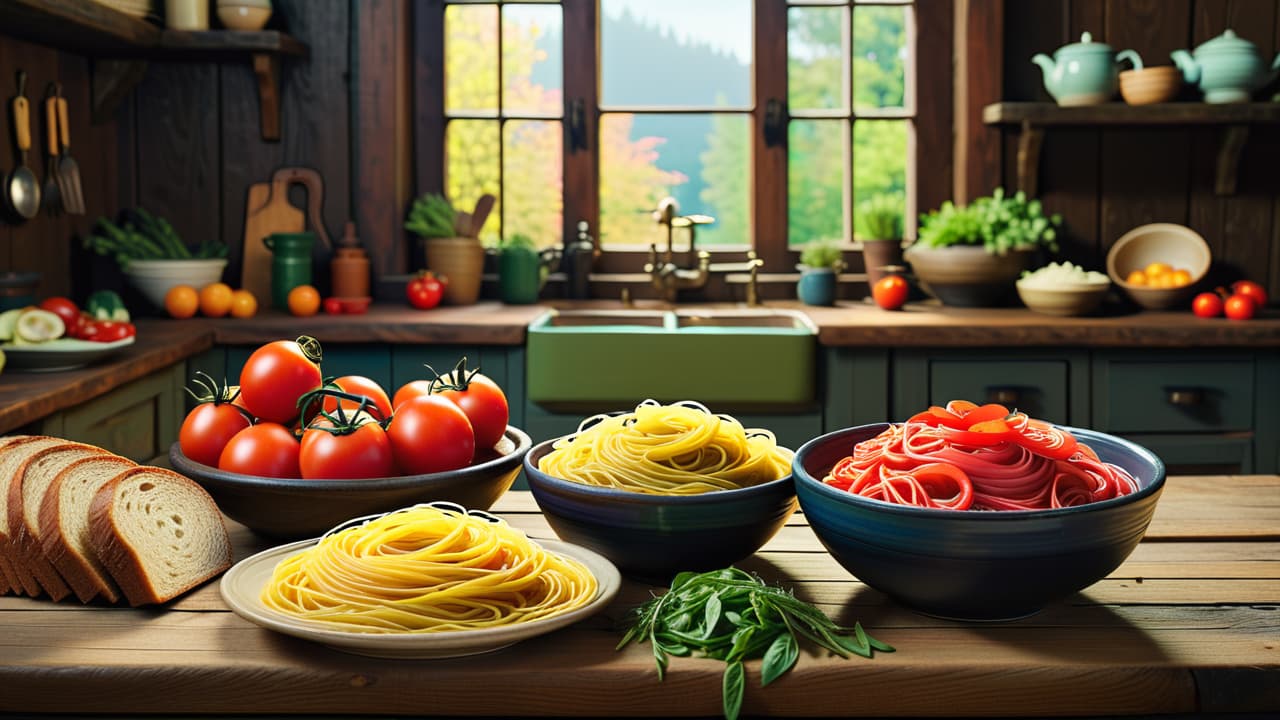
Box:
[904,245,1037,307]
[861,240,904,288]
[424,237,485,305]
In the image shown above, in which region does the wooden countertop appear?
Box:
[3,480,1277,717]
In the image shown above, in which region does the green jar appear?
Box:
[264,232,315,311]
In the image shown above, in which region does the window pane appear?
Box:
[502,4,563,116]
[503,120,563,249]
[853,4,908,112]
[852,119,907,240]
[788,6,847,112]
[599,113,749,248]
[601,0,751,109]
[445,4,498,116]
[446,120,501,245]
[789,120,847,248]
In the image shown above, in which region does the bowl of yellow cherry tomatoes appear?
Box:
[1107,223,1211,310]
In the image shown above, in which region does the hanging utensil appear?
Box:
[4,70,41,221]
[56,86,84,214]
[41,82,61,217]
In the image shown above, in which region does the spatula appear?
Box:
[55,88,84,214]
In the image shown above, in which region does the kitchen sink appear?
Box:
[526,308,817,410]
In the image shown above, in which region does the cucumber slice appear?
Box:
[15,308,65,344]
[0,308,26,342]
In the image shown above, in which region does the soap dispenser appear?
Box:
[330,221,371,298]
[563,220,598,299]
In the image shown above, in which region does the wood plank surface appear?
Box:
[985,102,1280,126]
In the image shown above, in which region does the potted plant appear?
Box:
[905,188,1061,307]
[856,193,905,288]
[405,193,485,305]
[796,239,845,306]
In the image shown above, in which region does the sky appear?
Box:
[603,0,754,65]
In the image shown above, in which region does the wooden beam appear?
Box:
[411,0,444,199]
[753,0,789,271]
[914,0,955,219]
[561,0,598,256]
[985,102,1280,126]
[954,0,1004,203]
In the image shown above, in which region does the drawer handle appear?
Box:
[1167,389,1204,407]
[988,388,1021,406]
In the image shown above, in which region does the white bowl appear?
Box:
[217,4,272,30]
[1016,280,1111,317]
[1106,223,1211,311]
[123,259,228,308]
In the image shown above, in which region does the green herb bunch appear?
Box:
[618,568,894,720]
[856,192,904,242]
[502,233,537,251]
[85,208,228,268]
[798,240,844,270]
[917,188,1061,255]
[405,193,457,239]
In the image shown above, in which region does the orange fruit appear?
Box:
[1144,262,1173,279]
[198,282,234,317]
[164,285,199,319]
[1125,270,1148,286]
[287,284,321,317]
[1170,269,1192,287]
[229,289,258,318]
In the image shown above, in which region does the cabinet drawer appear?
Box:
[929,360,1071,425]
[40,364,184,462]
[1093,356,1253,433]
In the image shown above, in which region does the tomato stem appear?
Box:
[425,356,481,394]
[295,335,324,365]
[296,386,389,435]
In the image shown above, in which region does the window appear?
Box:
[426,0,933,276]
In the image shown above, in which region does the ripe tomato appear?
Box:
[323,297,344,315]
[287,285,321,317]
[872,275,909,311]
[322,375,394,421]
[386,395,474,474]
[300,418,397,479]
[164,285,199,319]
[218,422,301,478]
[199,282,234,318]
[92,320,136,342]
[1230,280,1268,308]
[238,338,324,424]
[431,365,510,450]
[38,297,80,332]
[392,379,432,410]
[407,271,446,310]
[1191,292,1223,318]
[1224,294,1256,321]
[180,402,253,467]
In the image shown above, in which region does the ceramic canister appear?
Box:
[264,232,315,310]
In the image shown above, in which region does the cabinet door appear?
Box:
[1092,353,1254,433]
[40,363,184,463]
[893,350,1088,426]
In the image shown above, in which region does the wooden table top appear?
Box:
[2,478,1277,717]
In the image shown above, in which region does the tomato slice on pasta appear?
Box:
[1012,419,1079,461]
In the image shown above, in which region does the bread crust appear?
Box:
[0,436,69,597]
[39,455,138,603]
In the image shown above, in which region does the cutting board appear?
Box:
[240,168,331,304]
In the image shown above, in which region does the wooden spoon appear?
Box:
[470,194,496,238]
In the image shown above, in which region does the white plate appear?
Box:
[220,537,622,659]
[2,337,135,372]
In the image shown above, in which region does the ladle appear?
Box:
[5,70,40,221]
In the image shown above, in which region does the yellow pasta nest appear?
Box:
[537,400,794,495]
[260,504,598,633]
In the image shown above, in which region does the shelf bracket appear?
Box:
[1215,125,1249,196]
[252,52,281,142]
[1015,119,1044,198]
[90,59,148,125]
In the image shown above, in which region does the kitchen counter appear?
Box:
[2,479,1277,717]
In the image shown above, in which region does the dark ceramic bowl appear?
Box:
[170,426,531,539]
[793,424,1165,621]
[523,437,798,579]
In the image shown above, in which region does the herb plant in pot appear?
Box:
[857,193,905,289]
[796,240,844,306]
[905,189,1061,307]
[405,193,485,305]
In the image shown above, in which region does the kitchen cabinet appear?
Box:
[36,362,184,464]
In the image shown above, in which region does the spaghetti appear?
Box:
[537,400,793,495]
[260,504,598,633]
[823,401,1138,511]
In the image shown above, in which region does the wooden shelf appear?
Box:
[983,101,1280,196]
[0,0,309,140]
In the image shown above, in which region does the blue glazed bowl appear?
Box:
[523,437,798,579]
[793,424,1165,621]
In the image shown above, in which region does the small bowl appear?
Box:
[123,258,228,309]
[217,4,272,30]
[336,296,371,314]
[1119,66,1182,105]
[1015,279,1110,316]
[793,424,1165,621]
[1106,223,1211,310]
[522,437,798,580]
[170,426,531,538]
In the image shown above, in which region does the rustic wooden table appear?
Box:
[2,479,1277,718]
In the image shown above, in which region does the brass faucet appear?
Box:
[707,250,764,306]
[642,196,714,303]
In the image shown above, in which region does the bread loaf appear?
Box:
[0,436,70,597]
[39,455,139,603]
[89,467,232,606]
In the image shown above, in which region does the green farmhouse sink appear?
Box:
[526,308,817,411]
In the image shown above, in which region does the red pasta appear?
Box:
[823,401,1138,511]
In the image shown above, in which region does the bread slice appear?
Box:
[89,467,232,606]
[39,454,138,603]
[0,435,26,596]
[0,436,70,597]
[8,442,110,601]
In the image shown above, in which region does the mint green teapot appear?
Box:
[1171,30,1280,103]
[1033,32,1140,106]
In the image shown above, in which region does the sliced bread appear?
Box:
[0,435,27,595]
[39,454,139,603]
[89,467,232,606]
[9,443,111,601]
[0,436,70,597]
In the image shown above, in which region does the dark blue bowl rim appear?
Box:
[793,423,1166,521]
[169,425,531,490]
[524,436,795,505]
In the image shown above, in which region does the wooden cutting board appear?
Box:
[240,168,330,305]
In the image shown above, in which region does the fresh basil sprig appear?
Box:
[617,567,894,720]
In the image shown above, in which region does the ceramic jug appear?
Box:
[1172,30,1280,103]
[499,245,561,305]
[1033,32,1140,106]
[264,232,315,311]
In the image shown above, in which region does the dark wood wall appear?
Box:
[999,0,1280,292]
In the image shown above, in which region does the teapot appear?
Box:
[1033,32,1140,106]
[1171,30,1280,104]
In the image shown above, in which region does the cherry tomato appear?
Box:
[1224,294,1256,321]
[1191,292,1223,318]
[1230,280,1268,308]
[386,395,474,474]
[427,359,510,450]
[38,297,80,332]
[872,275,909,311]
[180,402,253,467]
[300,417,397,479]
[323,297,344,315]
[238,338,324,424]
[218,422,301,478]
[92,320,135,343]
[407,271,446,310]
[321,375,394,421]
